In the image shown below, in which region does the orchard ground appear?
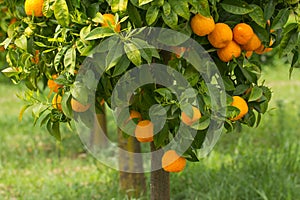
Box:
[0,56,300,199]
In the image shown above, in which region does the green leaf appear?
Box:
[127,1,143,27]
[188,0,210,17]
[85,27,115,40]
[181,88,197,100]
[222,76,235,91]
[54,45,70,71]
[248,4,265,28]
[64,46,76,74]
[1,67,20,78]
[271,8,290,31]
[191,116,210,130]
[154,123,169,148]
[124,42,142,66]
[61,92,73,119]
[40,113,51,127]
[263,0,276,21]
[155,88,173,100]
[51,122,62,141]
[169,0,190,20]
[163,1,171,16]
[113,55,131,77]
[71,82,89,105]
[139,0,153,6]
[53,0,70,27]
[80,25,91,43]
[106,41,124,71]
[131,38,156,63]
[15,35,27,51]
[19,105,31,121]
[162,10,178,29]
[181,103,193,119]
[279,23,298,57]
[110,0,129,12]
[220,0,253,15]
[250,22,269,43]
[248,86,263,102]
[233,84,249,95]
[157,29,189,46]
[42,0,53,18]
[146,6,160,25]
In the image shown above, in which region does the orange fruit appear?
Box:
[245,51,253,58]
[190,14,215,37]
[254,44,265,55]
[134,120,154,143]
[254,39,274,55]
[181,106,201,126]
[172,46,187,58]
[101,14,121,32]
[233,23,254,45]
[100,98,105,106]
[52,94,62,111]
[241,34,261,51]
[126,110,142,123]
[47,74,63,93]
[208,23,233,48]
[230,96,248,121]
[71,98,91,112]
[25,0,44,17]
[9,18,17,25]
[162,150,186,173]
[217,41,241,62]
[31,50,40,64]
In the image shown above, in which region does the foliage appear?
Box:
[0,0,299,162]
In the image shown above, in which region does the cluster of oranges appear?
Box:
[191,14,273,62]
[49,74,91,113]
[127,110,186,172]
[24,0,120,32]
[128,94,248,172]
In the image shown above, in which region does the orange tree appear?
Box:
[1,0,300,199]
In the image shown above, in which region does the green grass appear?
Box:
[0,61,300,199]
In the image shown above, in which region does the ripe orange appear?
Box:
[52,94,62,111]
[181,106,201,126]
[71,98,91,112]
[100,98,105,106]
[245,51,253,58]
[126,110,142,123]
[190,14,215,37]
[230,96,248,121]
[25,0,44,17]
[217,41,241,62]
[134,120,154,143]
[47,74,63,93]
[31,50,40,64]
[101,14,121,32]
[162,150,186,173]
[208,23,233,48]
[254,39,274,55]
[172,46,187,58]
[9,18,17,25]
[241,34,261,51]
[233,23,254,45]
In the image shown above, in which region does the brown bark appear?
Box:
[90,106,108,148]
[118,128,146,198]
[150,142,170,200]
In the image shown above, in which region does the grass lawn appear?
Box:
[0,57,300,199]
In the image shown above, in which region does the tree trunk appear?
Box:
[90,106,108,148]
[150,142,170,200]
[118,128,146,197]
